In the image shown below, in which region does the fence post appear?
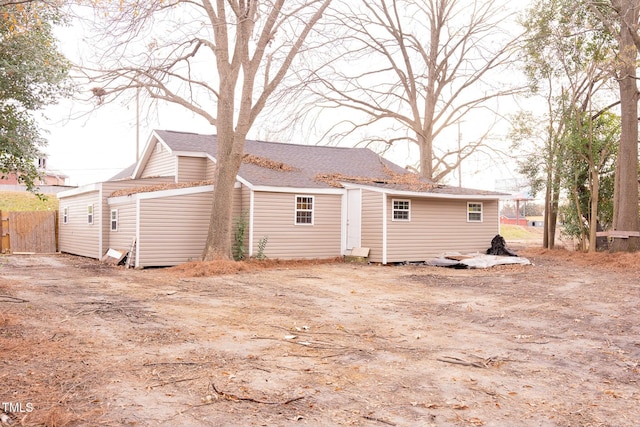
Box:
[55,210,59,252]
[0,211,9,253]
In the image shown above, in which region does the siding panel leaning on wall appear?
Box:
[251,191,342,259]
[58,190,101,258]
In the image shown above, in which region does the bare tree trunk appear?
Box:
[543,170,552,249]
[611,0,640,252]
[588,163,599,252]
[419,133,433,180]
[549,170,561,248]
[203,132,245,261]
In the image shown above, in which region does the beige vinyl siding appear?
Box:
[141,143,175,178]
[106,201,136,250]
[136,187,241,267]
[232,185,243,217]
[385,197,500,262]
[138,191,212,267]
[205,160,217,181]
[177,156,207,183]
[251,191,341,259]
[100,178,174,256]
[58,191,101,258]
[360,190,384,263]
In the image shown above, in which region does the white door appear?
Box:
[346,189,361,249]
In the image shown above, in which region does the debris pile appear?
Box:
[315,165,441,191]
[486,234,518,257]
[110,180,214,197]
[242,154,298,171]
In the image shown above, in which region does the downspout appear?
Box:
[382,193,387,264]
[97,186,103,259]
[497,199,502,235]
[135,198,141,268]
[340,190,347,254]
[248,189,255,257]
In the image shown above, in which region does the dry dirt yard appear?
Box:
[1,248,639,427]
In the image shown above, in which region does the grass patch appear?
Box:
[0,191,59,212]
[500,224,542,241]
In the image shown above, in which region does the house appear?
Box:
[57,130,506,267]
[1,158,74,193]
[500,215,528,226]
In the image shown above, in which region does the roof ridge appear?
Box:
[156,129,215,136]
[156,129,371,152]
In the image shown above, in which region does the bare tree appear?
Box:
[79,0,332,260]
[293,0,523,182]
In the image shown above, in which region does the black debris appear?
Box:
[486,234,518,257]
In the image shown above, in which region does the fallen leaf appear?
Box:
[452,404,469,410]
[604,390,622,398]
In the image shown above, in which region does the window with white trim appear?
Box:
[156,143,163,153]
[467,202,483,222]
[110,209,118,231]
[62,207,68,224]
[87,204,94,224]
[295,195,314,225]
[392,199,411,221]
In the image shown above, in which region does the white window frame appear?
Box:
[392,199,411,221]
[467,202,483,222]
[295,195,314,225]
[110,209,118,231]
[62,207,68,224]
[156,143,163,153]
[87,204,94,224]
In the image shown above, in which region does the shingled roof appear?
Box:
[115,130,504,197]
[155,130,430,190]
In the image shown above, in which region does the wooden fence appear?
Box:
[0,211,58,254]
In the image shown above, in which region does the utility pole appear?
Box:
[457,122,462,187]
[135,86,140,162]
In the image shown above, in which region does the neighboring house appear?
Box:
[500,216,528,226]
[57,130,506,267]
[1,158,74,193]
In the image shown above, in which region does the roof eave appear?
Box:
[341,183,504,200]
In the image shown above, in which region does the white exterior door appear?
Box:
[346,189,361,250]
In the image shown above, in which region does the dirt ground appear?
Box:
[1,243,639,426]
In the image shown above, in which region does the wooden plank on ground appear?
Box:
[596,231,640,238]
[102,248,128,265]
[350,247,370,257]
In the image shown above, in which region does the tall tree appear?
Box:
[0,0,70,192]
[293,0,523,182]
[83,0,332,260]
[610,0,640,251]
[588,0,640,251]
[562,110,618,251]
[517,0,616,249]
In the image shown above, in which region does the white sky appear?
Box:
[43,95,215,186]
